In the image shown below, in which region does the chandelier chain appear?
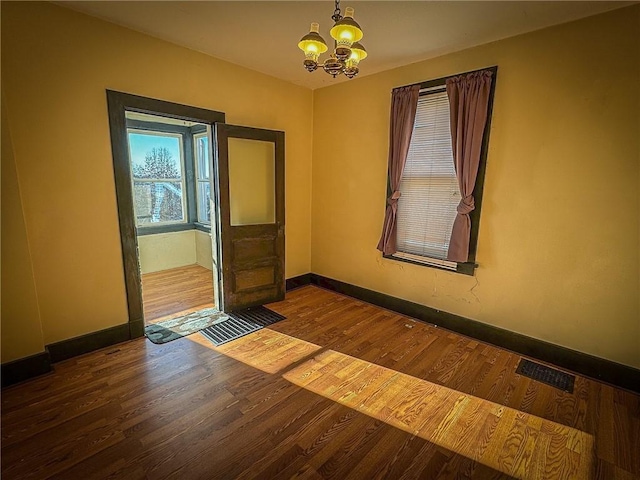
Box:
[332,0,342,22]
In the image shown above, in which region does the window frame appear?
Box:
[193,131,212,225]
[383,66,498,276]
[128,128,188,228]
[126,118,211,235]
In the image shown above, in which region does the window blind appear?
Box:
[395,90,460,268]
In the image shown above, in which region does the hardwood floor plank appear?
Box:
[2,285,638,479]
[141,264,214,323]
[284,348,596,479]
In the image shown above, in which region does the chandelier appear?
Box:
[297,0,367,79]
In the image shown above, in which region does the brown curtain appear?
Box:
[377,84,420,255]
[446,70,493,263]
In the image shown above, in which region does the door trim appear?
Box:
[106,90,225,336]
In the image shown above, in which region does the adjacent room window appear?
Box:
[128,130,186,226]
[194,133,211,224]
[125,114,213,235]
[394,89,459,270]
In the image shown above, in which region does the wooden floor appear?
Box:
[141,264,214,324]
[2,286,639,479]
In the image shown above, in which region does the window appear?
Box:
[388,67,496,275]
[394,89,459,270]
[194,133,211,224]
[128,130,186,226]
[124,111,215,234]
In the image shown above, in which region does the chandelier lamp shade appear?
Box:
[297,1,367,79]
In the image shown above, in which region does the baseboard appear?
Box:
[1,351,52,388]
[2,322,138,387]
[286,273,312,291]
[129,318,145,339]
[310,273,640,394]
[3,280,299,384]
[7,275,637,393]
[47,323,132,363]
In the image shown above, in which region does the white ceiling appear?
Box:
[59,1,631,90]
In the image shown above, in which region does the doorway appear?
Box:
[106,91,285,339]
[125,111,217,325]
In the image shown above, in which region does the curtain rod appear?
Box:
[398,65,498,92]
[419,85,446,93]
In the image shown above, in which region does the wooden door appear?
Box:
[214,124,285,311]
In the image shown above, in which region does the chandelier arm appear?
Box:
[299,0,364,79]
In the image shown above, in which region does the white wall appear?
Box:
[138,231,196,274]
[195,230,214,270]
[138,229,214,274]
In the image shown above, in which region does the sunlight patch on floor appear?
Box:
[188,329,592,479]
[283,350,593,480]
[188,328,323,374]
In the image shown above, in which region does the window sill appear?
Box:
[136,222,211,236]
[194,222,212,233]
[383,252,477,276]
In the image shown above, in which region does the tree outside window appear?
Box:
[128,131,186,226]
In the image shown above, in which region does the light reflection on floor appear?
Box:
[189,329,593,479]
[284,350,593,480]
[187,329,323,374]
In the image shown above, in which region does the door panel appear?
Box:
[228,137,276,226]
[234,266,275,291]
[233,237,276,262]
[215,124,285,311]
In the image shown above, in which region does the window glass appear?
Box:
[227,137,275,226]
[194,133,211,224]
[395,90,459,268]
[127,131,186,226]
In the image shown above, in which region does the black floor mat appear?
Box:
[201,306,286,346]
[516,358,575,393]
[229,305,286,326]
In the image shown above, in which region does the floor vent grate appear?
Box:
[229,305,286,327]
[516,358,575,393]
[201,306,286,346]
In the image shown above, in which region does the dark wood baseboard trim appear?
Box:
[6,274,637,392]
[286,273,312,291]
[2,322,136,386]
[47,324,132,363]
[129,318,145,339]
[310,273,640,394]
[1,351,52,388]
[2,273,306,386]
[2,273,302,386]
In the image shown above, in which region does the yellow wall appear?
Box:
[1,2,313,347]
[3,2,638,369]
[312,6,640,368]
[1,95,46,363]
